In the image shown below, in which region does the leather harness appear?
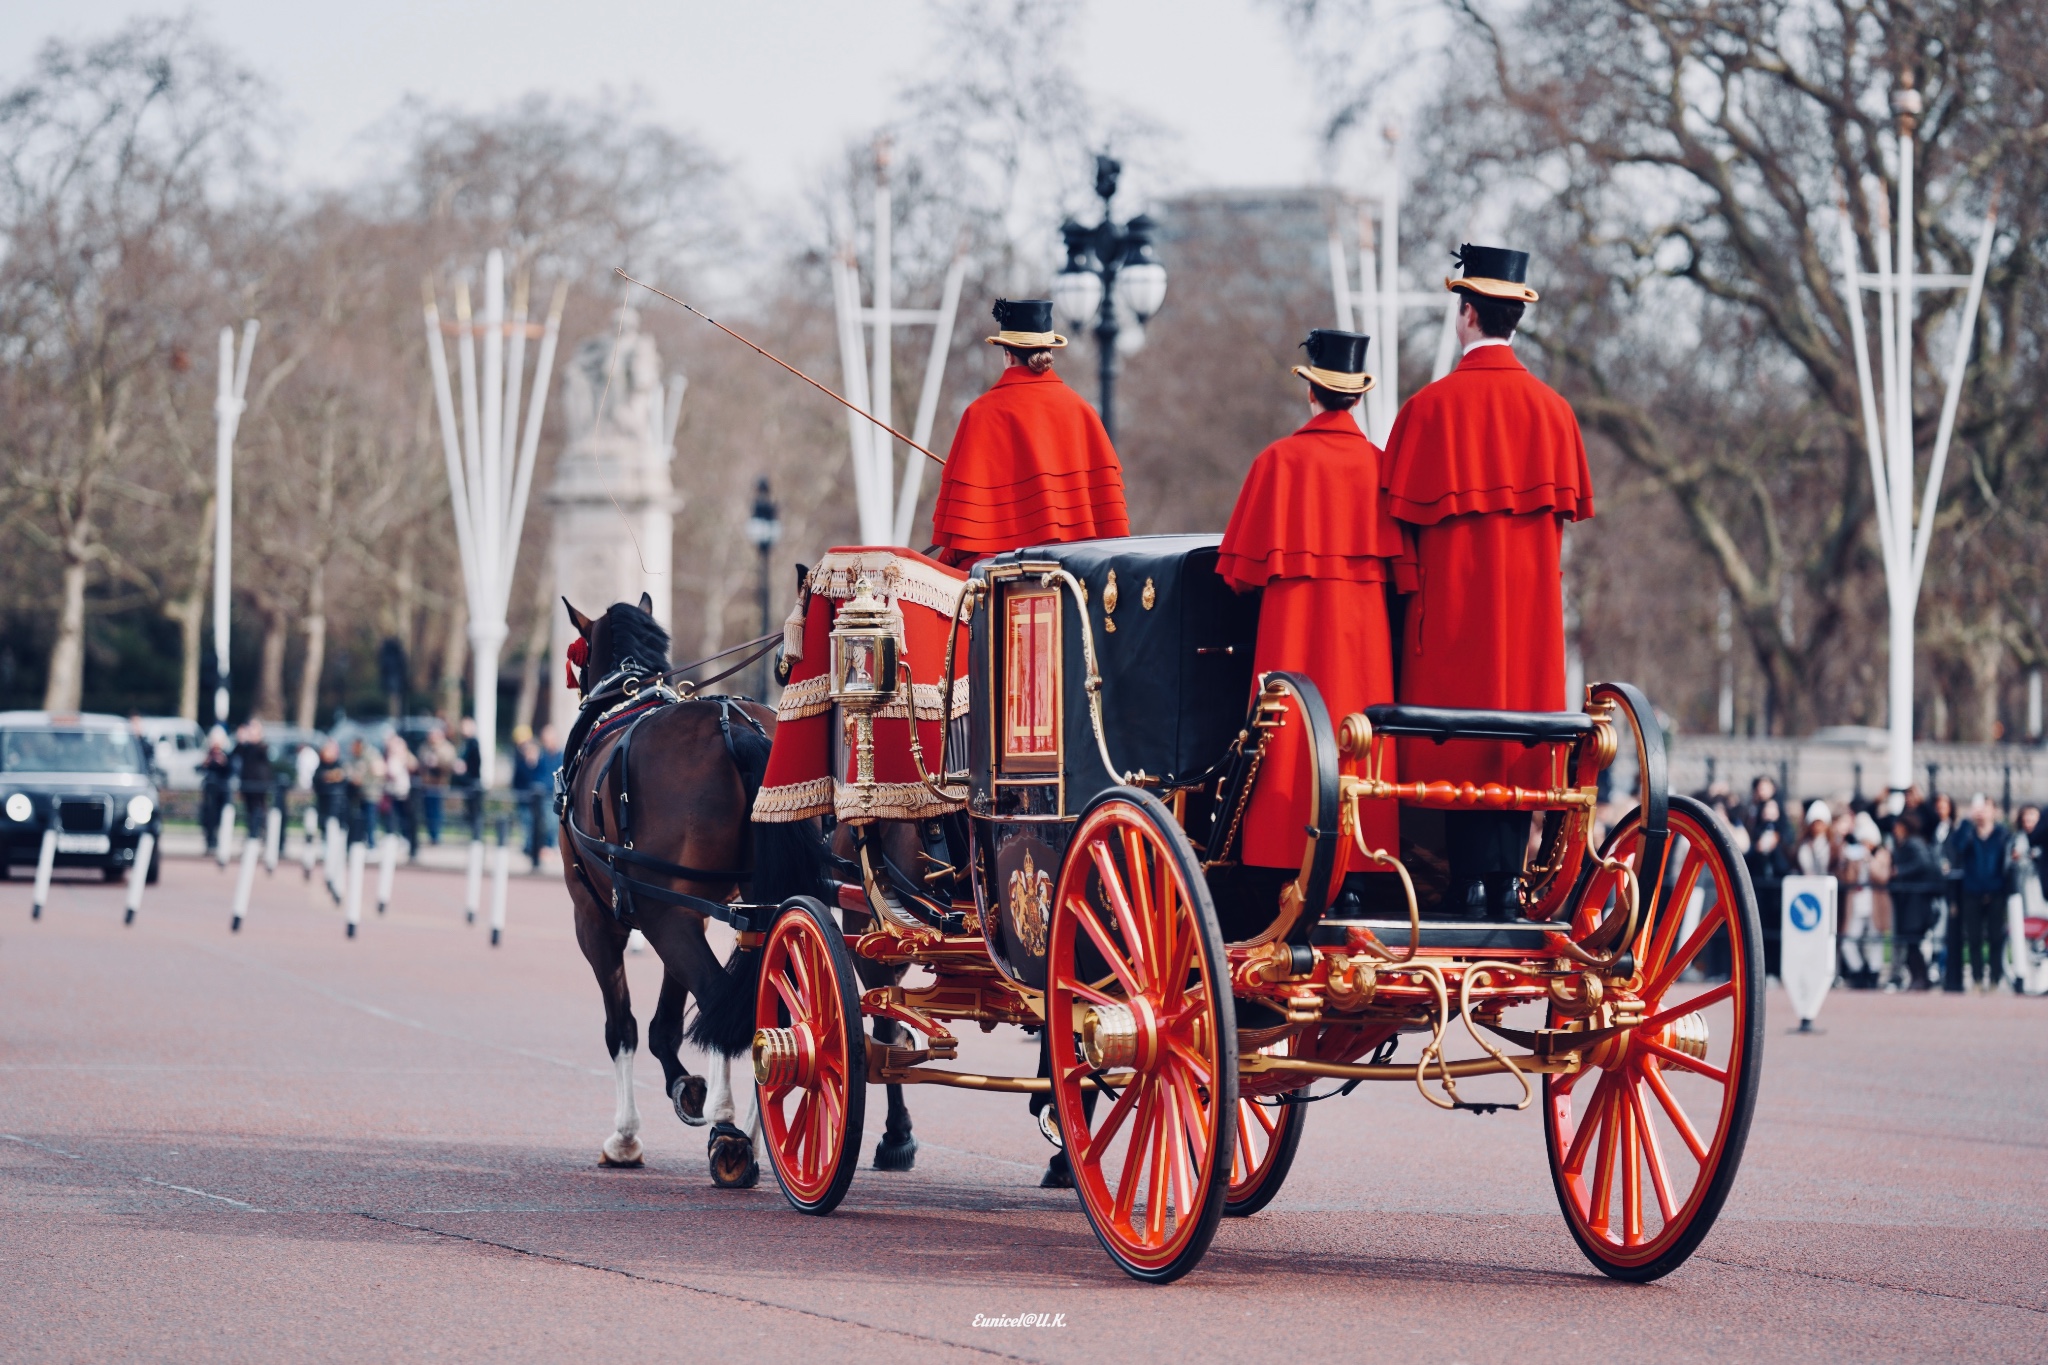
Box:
[559,653,778,933]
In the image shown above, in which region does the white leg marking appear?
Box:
[602,1046,645,1165]
[707,1054,737,1125]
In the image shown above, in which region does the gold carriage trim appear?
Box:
[834,779,962,825]
[752,776,834,823]
[775,674,834,722]
[808,549,967,618]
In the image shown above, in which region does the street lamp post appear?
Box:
[745,477,782,698]
[1052,154,1167,446]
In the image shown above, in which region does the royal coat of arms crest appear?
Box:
[1006,849,1053,957]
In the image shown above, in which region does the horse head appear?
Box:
[563,592,670,698]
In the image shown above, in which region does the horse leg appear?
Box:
[571,897,645,1169]
[636,906,760,1189]
[869,1012,918,1172]
[701,1051,759,1188]
[648,969,707,1127]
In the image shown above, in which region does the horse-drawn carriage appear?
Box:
[697,534,1760,1284]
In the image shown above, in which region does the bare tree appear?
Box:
[0,19,271,710]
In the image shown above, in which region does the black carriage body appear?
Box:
[964,536,1258,984]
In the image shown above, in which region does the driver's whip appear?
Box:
[614,269,944,466]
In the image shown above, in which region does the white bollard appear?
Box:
[229,830,261,933]
[263,805,282,873]
[123,831,154,926]
[344,839,367,939]
[464,840,484,926]
[30,828,57,920]
[323,817,345,902]
[489,829,510,947]
[216,802,236,868]
[376,833,401,915]
[299,806,319,878]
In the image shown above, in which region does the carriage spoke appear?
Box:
[1245,1096,1280,1139]
[1640,845,1705,972]
[1167,1062,1211,1173]
[1643,1058,1711,1161]
[1635,981,1735,1038]
[1121,828,1163,971]
[770,969,804,1019]
[1089,842,1151,985]
[1621,1094,1644,1245]
[1563,1071,1617,1175]
[1645,901,1728,1001]
[1640,1037,1728,1084]
[1145,1098,1175,1243]
[1078,1069,1144,1165]
[1071,979,1124,1008]
[1069,895,1145,998]
[1587,1091,1619,1234]
[1112,1081,1158,1228]
[1233,1105,1256,1175]
[1165,1036,1214,1087]
[1629,1078,1678,1222]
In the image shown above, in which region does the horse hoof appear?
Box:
[873,1133,917,1172]
[707,1122,758,1189]
[1039,1154,1074,1189]
[671,1074,709,1128]
[599,1135,645,1168]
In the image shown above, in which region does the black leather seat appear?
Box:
[1361,703,1592,747]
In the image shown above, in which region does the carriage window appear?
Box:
[1002,589,1059,772]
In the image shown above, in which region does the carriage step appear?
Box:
[1311,918,1572,952]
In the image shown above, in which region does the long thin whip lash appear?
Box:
[615,268,944,467]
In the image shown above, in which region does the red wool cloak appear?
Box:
[1218,410,1402,866]
[1381,345,1593,787]
[929,365,1129,561]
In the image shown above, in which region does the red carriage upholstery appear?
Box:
[753,547,970,826]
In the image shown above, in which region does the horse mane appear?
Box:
[601,601,671,674]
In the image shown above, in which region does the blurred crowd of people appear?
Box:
[1699,776,2044,994]
[197,714,564,877]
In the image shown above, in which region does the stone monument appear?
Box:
[548,305,683,723]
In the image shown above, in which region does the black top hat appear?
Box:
[1446,244,1539,302]
[1291,328,1374,395]
[987,298,1067,349]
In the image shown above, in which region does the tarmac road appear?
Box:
[3,854,2044,1363]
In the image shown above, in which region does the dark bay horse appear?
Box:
[559,595,826,1184]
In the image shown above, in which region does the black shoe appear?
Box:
[1450,879,1489,921]
[1486,876,1526,919]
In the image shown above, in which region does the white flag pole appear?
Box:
[423,252,566,795]
[893,250,968,545]
[211,321,258,727]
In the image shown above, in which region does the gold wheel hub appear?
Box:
[1660,1010,1709,1060]
[1080,998,1160,1072]
[752,1024,817,1087]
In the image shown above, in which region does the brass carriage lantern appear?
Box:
[829,574,902,793]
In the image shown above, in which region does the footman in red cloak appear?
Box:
[1219,328,1402,908]
[1381,244,1594,918]
[927,297,1129,567]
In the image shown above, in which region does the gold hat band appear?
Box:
[1446,276,1540,303]
[1292,364,1376,394]
[986,329,1068,349]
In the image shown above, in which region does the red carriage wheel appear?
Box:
[1544,794,1763,1280]
[753,896,866,1215]
[1047,789,1237,1283]
[1225,1036,1306,1217]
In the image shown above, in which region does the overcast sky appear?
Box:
[2,1,1380,211]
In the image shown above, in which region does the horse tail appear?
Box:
[687,819,830,1057]
[687,704,829,1058]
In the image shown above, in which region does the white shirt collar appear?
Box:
[1461,336,1514,356]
